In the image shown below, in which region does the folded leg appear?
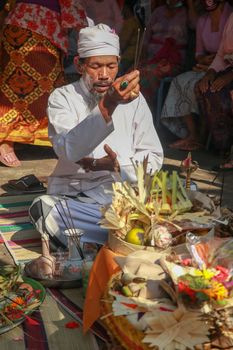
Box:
[29,195,108,248]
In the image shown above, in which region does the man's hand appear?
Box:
[192,64,209,72]
[196,69,216,93]
[99,70,140,120]
[210,72,233,92]
[199,54,215,66]
[77,144,120,172]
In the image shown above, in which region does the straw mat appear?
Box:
[0,194,42,265]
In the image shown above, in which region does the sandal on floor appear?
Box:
[2,174,46,194]
[0,152,21,167]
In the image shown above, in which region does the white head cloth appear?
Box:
[78,23,120,58]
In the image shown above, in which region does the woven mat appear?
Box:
[0,194,42,265]
[0,194,109,349]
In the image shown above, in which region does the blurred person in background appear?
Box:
[82,0,123,33]
[0,0,87,167]
[139,0,189,110]
[195,11,233,154]
[161,0,232,151]
[119,0,143,73]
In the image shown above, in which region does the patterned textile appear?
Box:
[0,193,42,264]
[5,1,88,53]
[195,67,233,151]
[161,71,205,138]
[0,25,65,146]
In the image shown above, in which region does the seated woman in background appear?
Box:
[139,0,190,110]
[119,0,142,74]
[195,11,233,154]
[161,0,232,151]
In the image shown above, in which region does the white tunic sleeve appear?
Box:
[118,94,164,182]
[47,87,114,162]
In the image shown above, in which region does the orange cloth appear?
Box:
[83,246,121,333]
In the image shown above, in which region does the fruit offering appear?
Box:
[100,158,196,249]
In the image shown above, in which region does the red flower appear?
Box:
[178,281,196,300]
[5,308,24,321]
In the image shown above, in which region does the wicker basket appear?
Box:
[108,230,171,256]
[101,280,151,350]
[108,226,212,256]
[100,273,232,350]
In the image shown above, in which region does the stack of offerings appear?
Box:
[100,159,214,255]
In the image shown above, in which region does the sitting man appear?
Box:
[29,24,163,248]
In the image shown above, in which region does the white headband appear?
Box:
[78,23,120,58]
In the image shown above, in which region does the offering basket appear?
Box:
[100,272,233,350]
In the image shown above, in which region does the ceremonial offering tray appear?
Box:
[101,273,210,350]
[101,234,233,350]
[102,159,215,256]
[0,265,45,334]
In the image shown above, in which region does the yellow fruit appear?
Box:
[125,227,145,245]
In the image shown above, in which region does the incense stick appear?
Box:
[65,198,76,233]
[135,27,146,69]
[134,27,141,70]
[55,200,84,259]
[65,198,84,259]
[55,202,70,232]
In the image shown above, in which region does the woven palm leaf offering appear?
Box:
[100,234,233,349]
[0,265,45,334]
[159,234,233,349]
[100,157,215,255]
[100,249,212,350]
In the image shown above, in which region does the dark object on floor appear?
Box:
[2,174,46,194]
[212,160,233,172]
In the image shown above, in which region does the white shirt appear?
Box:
[47,78,163,205]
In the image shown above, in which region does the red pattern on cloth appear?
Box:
[5,1,87,53]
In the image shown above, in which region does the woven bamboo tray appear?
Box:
[100,273,231,350]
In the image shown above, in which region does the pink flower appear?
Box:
[214,266,229,283]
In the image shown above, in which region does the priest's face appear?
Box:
[81,55,119,97]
